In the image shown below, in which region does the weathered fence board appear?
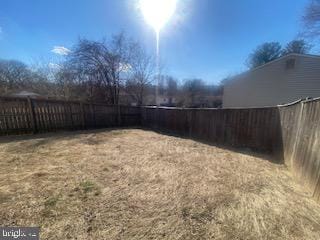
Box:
[279,98,320,201]
[120,106,141,126]
[0,96,141,135]
[278,100,303,167]
[0,97,31,135]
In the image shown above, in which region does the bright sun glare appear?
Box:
[139,0,177,33]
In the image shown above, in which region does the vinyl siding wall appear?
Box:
[223,55,320,108]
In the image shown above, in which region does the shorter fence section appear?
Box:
[0,96,141,135]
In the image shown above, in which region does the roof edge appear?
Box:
[226,53,320,84]
[250,53,320,72]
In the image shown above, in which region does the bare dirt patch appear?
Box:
[0,129,320,239]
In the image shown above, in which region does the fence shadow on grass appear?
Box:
[147,127,281,164]
[0,127,141,145]
[141,106,284,164]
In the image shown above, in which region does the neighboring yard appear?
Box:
[0,129,320,240]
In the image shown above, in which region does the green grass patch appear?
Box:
[44,195,59,207]
[79,180,101,196]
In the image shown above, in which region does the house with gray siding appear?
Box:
[223,54,320,108]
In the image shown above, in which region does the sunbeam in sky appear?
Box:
[139,0,177,34]
[139,0,178,105]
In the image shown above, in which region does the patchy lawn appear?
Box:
[0,129,320,240]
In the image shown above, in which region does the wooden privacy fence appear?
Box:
[0,96,141,135]
[279,98,320,201]
[141,106,283,155]
[141,99,320,202]
[1,96,320,202]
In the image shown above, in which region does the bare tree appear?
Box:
[66,33,133,104]
[53,63,84,100]
[125,44,155,105]
[28,59,64,98]
[181,79,205,107]
[0,60,31,94]
[281,39,312,55]
[166,76,178,99]
[303,0,320,38]
[247,42,282,69]
[160,76,178,106]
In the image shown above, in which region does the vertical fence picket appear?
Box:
[27,97,37,134]
[80,102,85,130]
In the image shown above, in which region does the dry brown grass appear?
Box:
[0,129,320,240]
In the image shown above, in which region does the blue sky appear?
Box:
[0,0,311,84]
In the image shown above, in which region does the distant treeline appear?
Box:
[0,33,223,108]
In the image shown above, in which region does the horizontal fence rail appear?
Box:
[0,96,141,135]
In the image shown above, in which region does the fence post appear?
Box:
[68,103,74,129]
[91,104,96,128]
[117,104,122,127]
[80,102,85,129]
[290,101,305,169]
[27,97,37,134]
[1,106,9,135]
[188,109,193,137]
[45,101,53,131]
[155,106,159,129]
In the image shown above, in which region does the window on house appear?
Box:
[286,59,296,69]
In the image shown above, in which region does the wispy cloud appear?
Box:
[51,46,71,56]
